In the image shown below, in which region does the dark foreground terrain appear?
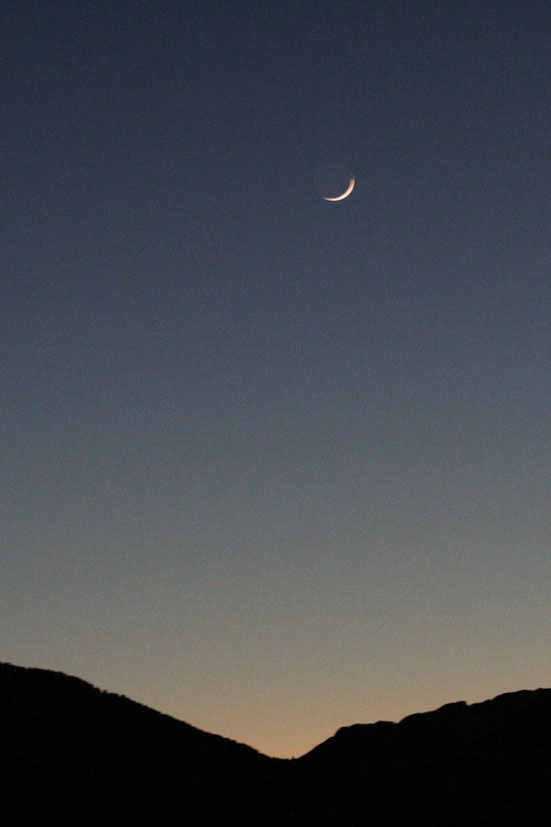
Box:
[2,662,550,825]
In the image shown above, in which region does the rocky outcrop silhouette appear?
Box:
[2,662,550,825]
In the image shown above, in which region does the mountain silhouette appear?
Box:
[2,662,550,825]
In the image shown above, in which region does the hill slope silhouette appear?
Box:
[2,662,550,825]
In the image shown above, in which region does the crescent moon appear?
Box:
[323,176,355,202]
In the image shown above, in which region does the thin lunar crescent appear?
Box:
[323,176,355,201]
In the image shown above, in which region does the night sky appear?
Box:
[3,0,550,758]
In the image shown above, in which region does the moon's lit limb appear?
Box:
[323,176,355,201]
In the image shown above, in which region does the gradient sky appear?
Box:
[2,0,550,758]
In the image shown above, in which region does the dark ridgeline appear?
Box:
[1,662,550,825]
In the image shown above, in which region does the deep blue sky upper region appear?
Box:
[2,0,550,756]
